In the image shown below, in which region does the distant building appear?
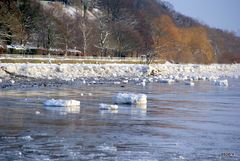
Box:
[5,45,82,56]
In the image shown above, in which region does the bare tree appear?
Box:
[0,1,26,46]
[98,20,110,56]
[79,20,92,55]
[91,9,111,56]
[73,1,94,55]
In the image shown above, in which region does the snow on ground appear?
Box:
[0,63,239,81]
[0,63,240,90]
[0,63,149,79]
[7,45,25,50]
[39,1,96,20]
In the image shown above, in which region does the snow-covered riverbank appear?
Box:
[0,63,239,88]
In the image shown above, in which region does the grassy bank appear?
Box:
[0,57,165,64]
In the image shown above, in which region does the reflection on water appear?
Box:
[131,104,147,117]
[100,109,119,115]
[44,106,81,115]
[0,79,240,160]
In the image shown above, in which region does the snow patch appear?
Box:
[7,45,25,50]
[39,0,96,20]
[0,64,239,84]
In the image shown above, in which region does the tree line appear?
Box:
[0,0,240,63]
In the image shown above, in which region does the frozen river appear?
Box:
[0,79,240,161]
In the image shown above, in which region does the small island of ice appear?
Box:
[184,81,195,86]
[113,93,147,105]
[99,103,118,110]
[160,79,175,84]
[214,79,229,87]
[44,99,80,107]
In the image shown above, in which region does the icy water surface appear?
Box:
[0,80,240,161]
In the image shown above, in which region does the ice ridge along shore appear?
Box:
[0,63,239,80]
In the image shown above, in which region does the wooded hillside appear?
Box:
[0,0,240,63]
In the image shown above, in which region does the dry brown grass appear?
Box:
[0,58,165,64]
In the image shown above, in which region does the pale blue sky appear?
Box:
[165,0,240,35]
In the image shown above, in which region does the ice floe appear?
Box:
[43,99,80,107]
[122,80,129,84]
[113,81,121,85]
[214,79,229,87]
[113,93,147,105]
[140,79,147,86]
[1,135,33,141]
[10,80,15,84]
[184,81,195,86]
[99,103,118,110]
[160,79,175,84]
[35,111,41,115]
[96,145,117,152]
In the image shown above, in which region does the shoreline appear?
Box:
[0,63,240,89]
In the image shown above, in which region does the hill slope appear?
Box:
[0,0,239,63]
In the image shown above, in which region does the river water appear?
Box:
[0,79,240,161]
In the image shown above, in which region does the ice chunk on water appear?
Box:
[35,111,40,115]
[113,93,147,105]
[184,81,195,86]
[113,81,121,85]
[20,135,33,141]
[10,80,15,84]
[214,79,228,87]
[122,80,129,84]
[96,145,117,152]
[44,99,80,107]
[1,135,33,141]
[159,79,175,84]
[99,103,118,110]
